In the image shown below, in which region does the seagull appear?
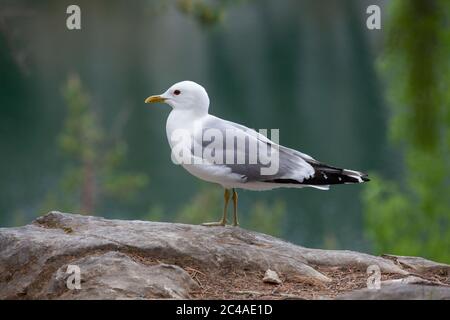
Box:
[145,81,369,227]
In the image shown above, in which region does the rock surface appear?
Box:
[0,211,448,299]
[336,284,450,300]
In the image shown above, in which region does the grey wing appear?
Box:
[198,116,316,183]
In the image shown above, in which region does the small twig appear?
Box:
[275,292,306,300]
[185,266,206,276]
[228,290,305,299]
[228,290,265,296]
[193,274,204,289]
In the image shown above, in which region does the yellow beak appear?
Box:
[144,95,166,104]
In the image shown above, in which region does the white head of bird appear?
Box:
[145,81,210,114]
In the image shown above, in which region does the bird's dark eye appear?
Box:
[174,90,181,95]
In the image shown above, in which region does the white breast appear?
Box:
[165,111,244,188]
[166,110,204,148]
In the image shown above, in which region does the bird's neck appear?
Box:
[166,109,209,143]
[171,108,209,120]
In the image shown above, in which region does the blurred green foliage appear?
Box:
[174,186,222,224]
[41,74,148,215]
[363,0,450,262]
[246,199,286,237]
[176,0,243,26]
[147,185,286,236]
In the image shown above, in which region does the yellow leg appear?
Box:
[202,189,230,226]
[232,188,239,226]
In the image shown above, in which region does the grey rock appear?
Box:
[382,275,447,287]
[336,284,450,300]
[263,269,282,284]
[46,252,198,299]
[0,211,448,299]
[382,254,450,275]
